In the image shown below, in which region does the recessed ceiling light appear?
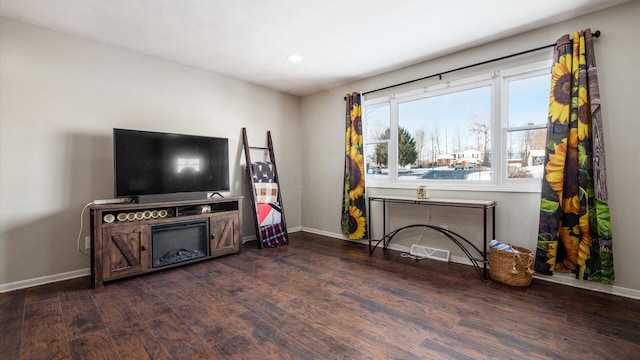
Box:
[288,54,303,62]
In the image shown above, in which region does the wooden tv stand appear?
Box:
[89,196,242,288]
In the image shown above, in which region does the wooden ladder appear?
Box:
[242,127,289,248]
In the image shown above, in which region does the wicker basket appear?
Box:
[489,245,534,287]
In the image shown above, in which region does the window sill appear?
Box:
[365,181,542,193]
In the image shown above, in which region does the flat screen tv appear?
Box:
[113,128,229,203]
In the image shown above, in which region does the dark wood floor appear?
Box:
[2,232,640,359]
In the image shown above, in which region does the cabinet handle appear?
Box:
[141,245,146,251]
[211,234,216,239]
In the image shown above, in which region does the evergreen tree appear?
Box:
[375,127,418,167]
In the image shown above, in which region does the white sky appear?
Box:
[365,73,551,156]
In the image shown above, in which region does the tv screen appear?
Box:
[113,128,229,199]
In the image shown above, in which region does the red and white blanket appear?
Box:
[257,202,282,226]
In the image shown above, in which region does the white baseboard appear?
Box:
[241,226,302,244]
[0,268,90,294]
[4,228,639,301]
[300,226,345,239]
[1,225,304,292]
[533,272,640,300]
[242,234,257,243]
[301,227,640,300]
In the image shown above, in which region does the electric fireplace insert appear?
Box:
[151,219,208,268]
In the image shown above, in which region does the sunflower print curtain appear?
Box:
[536,29,614,284]
[341,92,367,240]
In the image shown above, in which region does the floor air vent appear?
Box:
[409,244,450,262]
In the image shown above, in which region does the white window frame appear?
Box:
[362,98,392,177]
[363,59,552,193]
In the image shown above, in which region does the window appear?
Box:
[363,60,552,191]
[363,102,390,178]
[177,158,201,173]
[505,72,551,180]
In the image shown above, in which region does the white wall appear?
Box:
[0,17,302,286]
[301,2,640,291]
[2,2,639,293]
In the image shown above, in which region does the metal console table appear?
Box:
[367,196,496,280]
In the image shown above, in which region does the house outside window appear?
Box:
[363,59,552,192]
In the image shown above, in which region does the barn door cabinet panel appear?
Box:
[210,211,240,257]
[90,197,242,288]
[102,224,150,280]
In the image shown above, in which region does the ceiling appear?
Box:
[0,0,629,96]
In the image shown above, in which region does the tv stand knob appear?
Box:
[140,245,146,251]
[211,234,216,240]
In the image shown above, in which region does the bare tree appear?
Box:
[432,126,441,156]
[520,130,535,163]
[413,127,426,166]
[429,133,436,167]
[454,128,463,153]
[507,132,517,160]
[470,120,490,166]
[444,126,448,155]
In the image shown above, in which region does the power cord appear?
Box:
[76,202,93,257]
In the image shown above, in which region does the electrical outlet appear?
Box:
[85,236,91,249]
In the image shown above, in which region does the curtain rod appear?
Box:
[346,30,600,99]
